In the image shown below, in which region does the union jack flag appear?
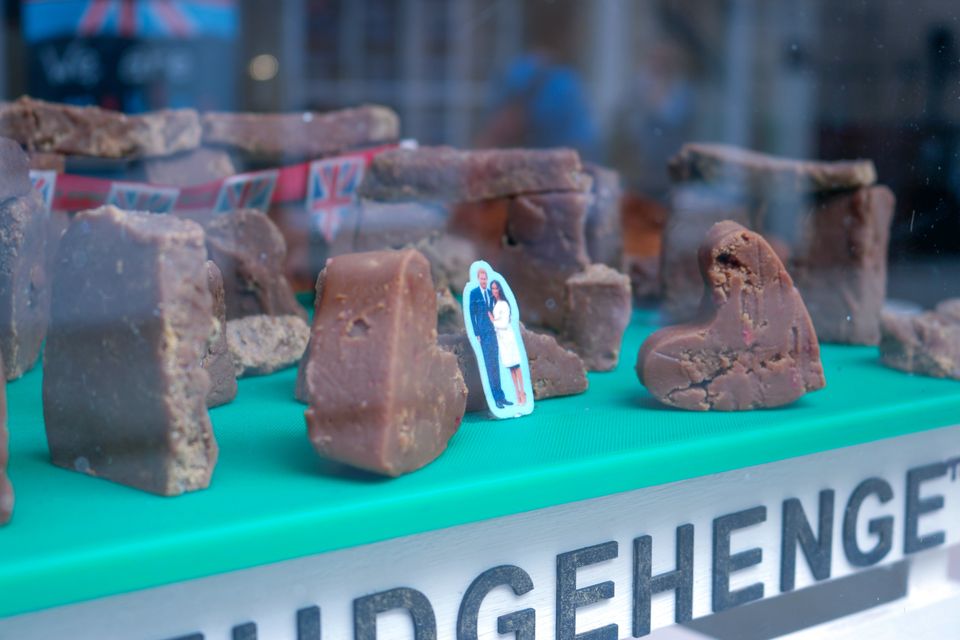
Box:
[106,182,180,213]
[29,170,58,213]
[213,170,278,214]
[307,157,366,244]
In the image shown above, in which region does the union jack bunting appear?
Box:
[106,181,180,213]
[29,170,57,213]
[213,170,278,214]
[306,157,366,244]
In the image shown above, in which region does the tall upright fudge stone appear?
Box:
[879,299,960,379]
[43,206,219,495]
[583,163,623,268]
[204,209,306,320]
[359,146,589,203]
[562,264,632,371]
[302,249,466,476]
[0,354,12,525]
[0,189,50,379]
[638,221,825,411]
[203,261,237,407]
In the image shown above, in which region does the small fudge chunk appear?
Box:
[203,261,238,407]
[0,137,32,200]
[879,301,960,379]
[0,96,200,158]
[359,146,589,203]
[410,232,478,293]
[143,147,236,186]
[43,206,218,495]
[562,264,632,371]
[227,314,310,377]
[0,189,50,380]
[27,151,65,172]
[637,221,825,411]
[201,105,399,163]
[353,200,446,252]
[437,333,487,413]
[583,163,623,268]
[0,354,12,524]
[204,209,306,320]
[668,143,877,193]
[302,250,466,476]
[436,287,464,335]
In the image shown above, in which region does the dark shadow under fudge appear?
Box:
[0,353,11,525]
[879,298,960,379]
[143,147,236,187]
[562,264,632,372]
[43,206,218,495]
[203,261,238,407]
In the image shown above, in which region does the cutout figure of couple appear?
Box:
[463,261,534,419]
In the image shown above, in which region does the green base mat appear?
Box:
[2,313,959,618]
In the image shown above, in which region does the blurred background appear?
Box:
[2,0,960,302]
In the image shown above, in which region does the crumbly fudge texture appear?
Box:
[637,221,825,411]
[879,300,960,379]
[201,105,399,163]
[562,264,632,372]
[0,96,201,158]
[0,353,12,524]
[302,249,466,476]
[227,314,310,377]
[583,163,623,268]
[143,147,236,186]
[203,261,238,407]
[0,189,50,380]
[43,206,218,495]
[359,146,589,203]
[204,209,306,320]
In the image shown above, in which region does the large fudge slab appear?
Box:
[302,250,466,476]
[359,147,589,203]
[879,299,960,379]
[0,97,200,159]
[0,354,11,525]
[583,163,623,268]
[562,264,632,371]
[203,261,237,408]
[143,147,236,186]
[201,105,399,163]
[43,206,218,495]
[0,189,50,379]
[204,209,306,320]
[638,221,825,411]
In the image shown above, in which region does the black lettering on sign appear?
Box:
[354,587,437,640]
[297,606,322,640]
[556,541,619,640]
[232,622,257,640]
[456,565,535,640]
[780,490,834,593]
[843,477,894,567]
[633,524,694,637]
[905,462,948,554]
[712,506,766,613]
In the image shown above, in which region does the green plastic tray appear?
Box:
[1,314,959,618]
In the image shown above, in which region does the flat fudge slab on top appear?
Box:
[358,146,590,203]
[201,105,399,163]
[638,221,825,411]
[0,353,11,524]
[302,249,466,476]
[43,206,218,496]
[0,96,201,159]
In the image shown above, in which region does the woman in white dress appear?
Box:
[487,280,528,406]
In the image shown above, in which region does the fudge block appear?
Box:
[0,189,50,379]
[143,147,236,186]
[201,105,399,164]
[562,264,632,371]
[437,333,487,413]
[879,299,960,379]
[203,261,238,407]
[227,314,310,377]
[204,209,306,320]
[0,96,201,158]
[27,151,65,173]
[583,163,623,268]
[359,146,589,203]
[0,354,11,524]
[0,137,32,200]
[302,249,466,476]
[410,232,478,294]
[436,287,464,335]
[637,221,825,411]
[43,206,218,495]
[268,199,359,292]
[354,200,446,252]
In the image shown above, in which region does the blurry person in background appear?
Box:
[474,0,599,161]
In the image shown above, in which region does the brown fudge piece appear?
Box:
[27,151,65,173]
[0,189,50,380]
[295,270,326,403]
[43,206,218,495]
[637,221,825,411]
[583,163,623,268]
[562,264,632,371]
[204,209,306,320]
[0,97,201,158]
[436,287,464,335]
[622,194,666,304]
[669,143,877,193]
[410,232,478,293]
[496,192,591,331]
[0,137,32,200]
[0,353,11,524]
[437,333,487,413]
[879,301,960,379]
[201,105,399,163]
[143,147,236,186]
[268,200,359,293]
[359,146,589,203]
[354,200,446,252]
[203,261,238,407]
[790,186,895,345]
[302,249,466,476]
[227,314,310,377]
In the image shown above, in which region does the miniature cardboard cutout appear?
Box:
[462,260,534,419]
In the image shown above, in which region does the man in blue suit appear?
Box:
[469,268,510,409]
